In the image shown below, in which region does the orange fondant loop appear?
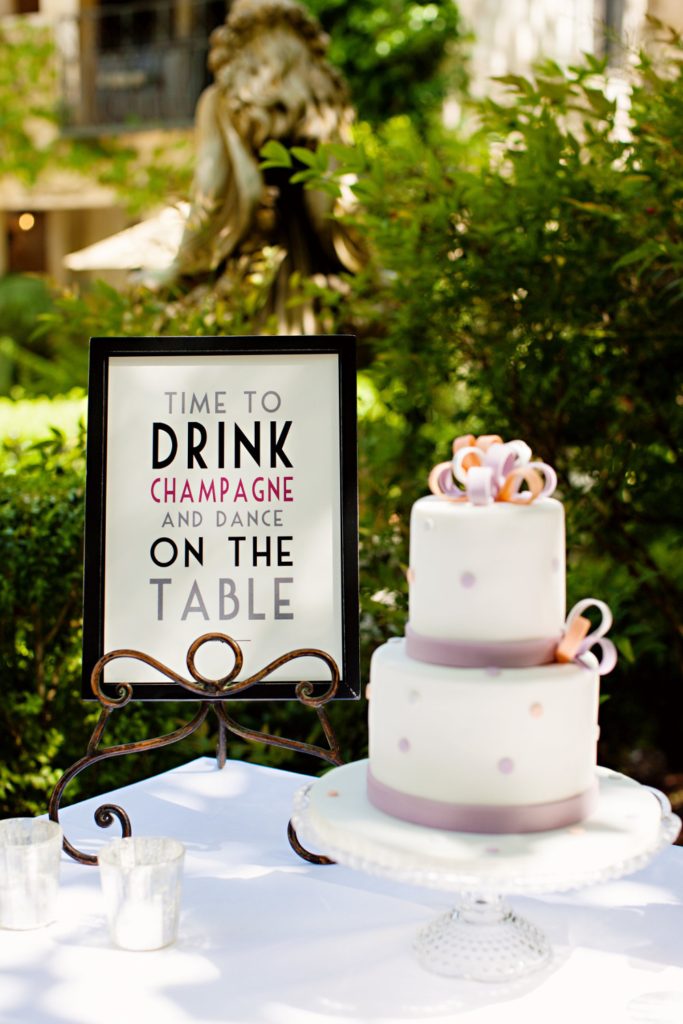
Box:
[461,451,481,473]
[452,434,475,453]
[454,444,485,483]
[498,465,545,503]
[453,446,483,483]
[556,615,591,664]
[476,434,504,452]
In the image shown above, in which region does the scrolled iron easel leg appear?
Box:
[49,703,212,863]
[215,713,228,768]
[287,819,336,865]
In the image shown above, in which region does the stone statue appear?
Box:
[160,0,365,333]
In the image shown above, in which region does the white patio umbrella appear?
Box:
[63,202,189,272]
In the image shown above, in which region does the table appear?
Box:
[1,757,682,1024]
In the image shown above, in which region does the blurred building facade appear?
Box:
[0,0,225,285]
[458,0,682,96]
[0,0,681,287]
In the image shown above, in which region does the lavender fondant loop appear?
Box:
[466,465,494,505]
[432,463,466,500]
[567,597,613,636]
[489,445,517,483]
[581,637,618,676]
[405,623,560,668]
[367,768,599,834]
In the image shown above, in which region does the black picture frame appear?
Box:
[82,335,359,701]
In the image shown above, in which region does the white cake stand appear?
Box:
[291,760,681,983]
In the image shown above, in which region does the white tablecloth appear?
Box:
[1,757,682,1024]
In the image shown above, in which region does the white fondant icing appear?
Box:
[368,640,600,808]
[301,764,669,889]
[408,496,565,643]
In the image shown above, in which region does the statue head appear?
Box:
[205,0,352,152]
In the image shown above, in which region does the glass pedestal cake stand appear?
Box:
[291,760,681,983]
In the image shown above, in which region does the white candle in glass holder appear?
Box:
[0,819,62,930]
[98,836,184,951]
[113,895,167,950]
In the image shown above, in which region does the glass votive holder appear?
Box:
[98,836,185,951]
[0,818,63,930]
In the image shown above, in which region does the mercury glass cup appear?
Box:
[98,836,185,951]
[0,818,63,930]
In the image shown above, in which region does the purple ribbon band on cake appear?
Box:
[367,767,599,834]
[405,623,560,668]
[406,599,617,674]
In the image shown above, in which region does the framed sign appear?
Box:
[82,336,359,701]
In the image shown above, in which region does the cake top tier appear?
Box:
[407,431,617,676]
[428,433,557,507]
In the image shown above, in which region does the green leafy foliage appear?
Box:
[304,0,465,124]
[0,275,83,397]
[0,430,87,813]
[0,20,58,185]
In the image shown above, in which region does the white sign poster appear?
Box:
[82,337,359,700]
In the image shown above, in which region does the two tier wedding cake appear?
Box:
[367,433,617,834]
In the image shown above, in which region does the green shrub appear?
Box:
[0,391,87,443]
[0,430,86,813]
[304,0,464,124]
[0,431,208,815]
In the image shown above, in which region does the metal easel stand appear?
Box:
[48,632,341,866]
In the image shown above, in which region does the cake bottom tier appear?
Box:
[367,639,601,834]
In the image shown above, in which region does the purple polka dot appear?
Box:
[460,572,476,589]
[485,846,500,855]
[398,737,411,753]
[498,757,514,774]
[484,666,502,677]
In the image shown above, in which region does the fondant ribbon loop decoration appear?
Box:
[427,460,463,499]
[429,434,557,506]
[464,465,495,505]
[556,598,618,675]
